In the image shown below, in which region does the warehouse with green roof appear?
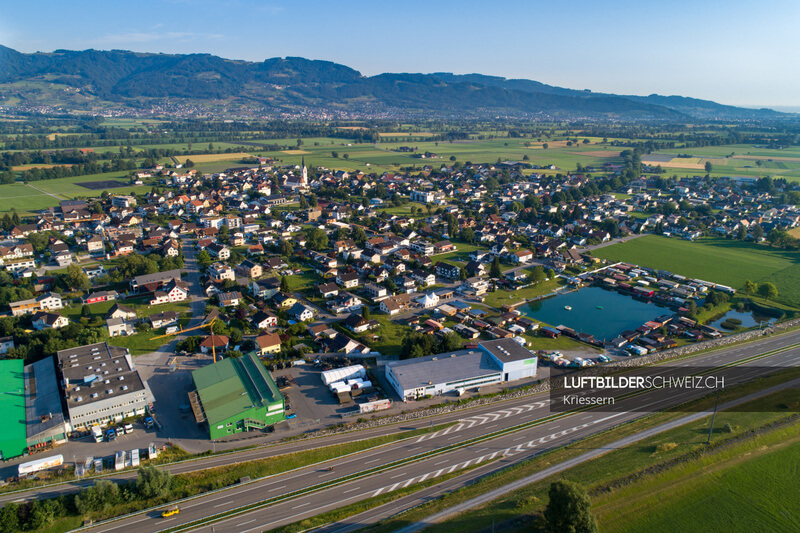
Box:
[189,352,285,440]
[0,360,27,460]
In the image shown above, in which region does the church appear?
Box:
[282,157,310,192]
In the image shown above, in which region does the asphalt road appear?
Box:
[70,328,800,533]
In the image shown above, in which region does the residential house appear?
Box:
[256,332,282,355]
[380,293,414,315]
[149,311,179,329]
[149,279,189,306]
[107,303,138,321]
[336,272,360,289]
[218,291,243,307]
[107,317,136,337]
[318,282,340,298]
[32,311,69,330]
[252,310,278,329]
[435,262,461,280]
[289,303,315,321]
[236,259,263,279]
[208,262,235,282]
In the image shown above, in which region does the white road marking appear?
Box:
[343,487,360,494]
[292,502,310,509]
[238,519,256,526]
[434,460,449,465]
[267,485,286,492]
[365,459,381,464]
[213,500,234,508]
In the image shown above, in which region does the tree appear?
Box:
[544,480,598,533]
[81,305,91,318]
[542,143,549,149]
[705,161,713,173]
[196,250,212,268]
[0,503,19,532]
[75,479,120,514]
[299,194,308,209]
[362,306,371,320]
[752,224,764,241]
[438,331,462,353]
[136,465,173,499]
[490,256,502,278]
[331,151,338,158]
[230,327,243,344]
[743,279,757,295]
[65,263,91,292]
[306,228,329,251]
[531,265,547,283]
[278,240,294,258]
[280,275,290,293]
[758,282,778,301]
[459,228,475,244]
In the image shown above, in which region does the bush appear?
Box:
[136,465,172,500]
[723,422,734,433]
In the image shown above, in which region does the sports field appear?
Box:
[592,235,800,307]
[0,173,152,214]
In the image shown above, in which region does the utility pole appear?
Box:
[706,389,722,445]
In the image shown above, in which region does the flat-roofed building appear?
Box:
[24,357,68,450]
[385,350,502,402]
[384,338,538,402]
[56,343,154,430]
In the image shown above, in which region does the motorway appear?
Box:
[63,327,800,533]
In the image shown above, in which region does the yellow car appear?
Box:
[161,507,180,518]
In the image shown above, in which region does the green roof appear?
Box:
[192,352,282,425]
[0,360,28,460]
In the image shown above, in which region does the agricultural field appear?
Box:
[592,235,800,307]
[596,434,800,532]
[0,172,152,214]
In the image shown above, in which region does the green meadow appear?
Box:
[592,235,800,308]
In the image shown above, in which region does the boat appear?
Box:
[597,306,603,310]
[564,306,572,310]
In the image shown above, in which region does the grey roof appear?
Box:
[24,357,66,439]
[386,350,501,392]
[57,342,146,410]
[132,269,182,287]
[479,338,536,363]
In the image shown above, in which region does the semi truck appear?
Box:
[18,455,64,477]
[92,426,103,443]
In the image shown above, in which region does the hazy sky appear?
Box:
[2,0,799,108]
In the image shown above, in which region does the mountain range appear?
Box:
[0,45,788,121]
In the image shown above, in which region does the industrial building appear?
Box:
[25,357,68,449]
[0,357,71,461]
[190,352,285,440]
[0,360,27,460]
[385,339,538,401]
[57,342,154,430]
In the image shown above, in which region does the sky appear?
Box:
[2,0,799,109]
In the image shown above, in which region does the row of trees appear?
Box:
[0,466,172,532]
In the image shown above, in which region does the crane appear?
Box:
[152,317,221,363]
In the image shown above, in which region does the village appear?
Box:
[0,156,796,365]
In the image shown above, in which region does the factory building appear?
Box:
[385,338,538,401]
[57,342,154,430]
[190,352,285,440]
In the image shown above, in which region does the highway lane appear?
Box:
[80,340,800,532]
[4,328,799,507]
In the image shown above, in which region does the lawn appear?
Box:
[592,235,800,308]
[350,316,412,356]
[481,278,564,309]
[0,173,153,214]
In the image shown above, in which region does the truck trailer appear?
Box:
[18,455,64,477]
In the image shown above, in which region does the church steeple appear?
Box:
[301,157,308,186]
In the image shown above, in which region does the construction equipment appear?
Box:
[151,317,221,362]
